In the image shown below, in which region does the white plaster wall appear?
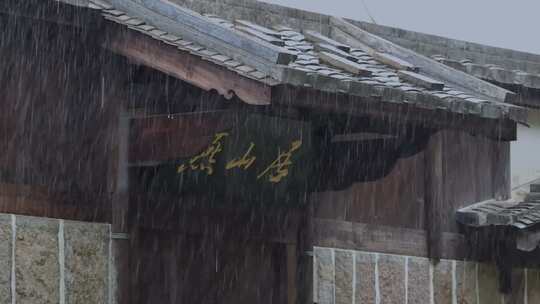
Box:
[511,109,540,189]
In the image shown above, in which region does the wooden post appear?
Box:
[298,201,314,304]
[492,141,511,200]
[287,243,298,304]
[99,43,133,303]
[424,130,444,259]
[111,110,131,304]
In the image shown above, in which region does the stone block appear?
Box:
[315,247,334,304]
[15,216,59,304]
[64,221,110,304]
[528,268,540,304]
[455,260,476,304]
[335,250,353,304]
[407,257,430,304]
[478,263,502,304]
[355,252,376,304]
[378,254,405,304]
[434,260,452,304]
[0,214,12,303]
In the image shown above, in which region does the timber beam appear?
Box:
[313,218,466,260]
[102,24,273,106]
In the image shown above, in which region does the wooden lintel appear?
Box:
[102,25,272,106]
[313,218,466,260]
[0,183,110,223]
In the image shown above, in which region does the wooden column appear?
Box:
[298,201,314,304]
[492,140,511,200]
[286,243,298,304]
[424,131,444,259]
[111,110,131,304]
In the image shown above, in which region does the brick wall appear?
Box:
[0,213,111,303]
[314,246,539,304]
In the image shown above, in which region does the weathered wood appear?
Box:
[440,129,502,233]
[313,218,466,260]
[132,192,302,244]
[398,70,444,90]
[108,0,296,71]
[330,17,516,103]
[299,200,314,304]
[492,141,510,200]
[103,25,272,105]
[0,14,117,220]
[131,228,288,304]
[287,243,297,304]
[304,30,351,52]
[313,148,425,229]
[372,52,418,71]
[235,25,285,46]
[111,111,131,304]
[315,43,357,62]
[424,131,444,259]
[235,19,282,38]
[0,184,110,222]
[319,51,371,76]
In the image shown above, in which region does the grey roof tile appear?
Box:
[236,65,256,74]
[95,2,526,122]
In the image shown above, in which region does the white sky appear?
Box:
[262,0,540,55]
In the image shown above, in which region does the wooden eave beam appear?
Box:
[314,218,465,260]
[271,85,517,141]
[102,24,272,106]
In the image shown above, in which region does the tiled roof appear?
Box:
[86,0,527,123]
[346,20,540,92]
[456,184,540,230]
[432,55,540,90]
[90,0,278,85]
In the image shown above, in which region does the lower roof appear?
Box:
[457,184,540,230]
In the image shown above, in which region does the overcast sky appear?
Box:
[262,0,540,55]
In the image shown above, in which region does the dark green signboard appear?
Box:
[138,114,314,206]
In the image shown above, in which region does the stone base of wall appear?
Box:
[314,246,539,304]
[0,213,111,304]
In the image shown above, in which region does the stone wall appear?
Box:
[0,213,111,304]
[314,246,539,304]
